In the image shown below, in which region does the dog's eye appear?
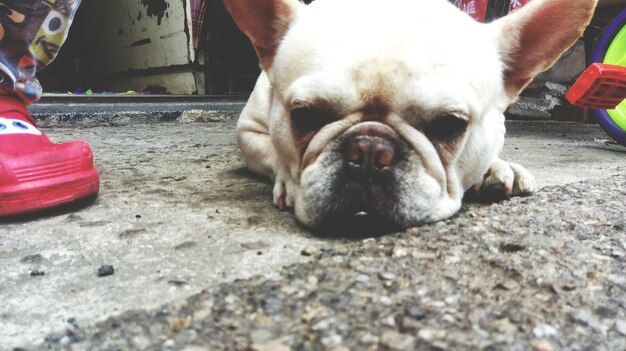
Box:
[424,115,468,141]
[291,107,333,137]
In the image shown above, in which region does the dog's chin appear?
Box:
[313,211,403,238]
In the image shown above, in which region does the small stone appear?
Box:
[169,316,192,332]
[378,272,397,281]
[489,318,517,334]
[131,335,151,349]
[301,246,315,256]
[404,307,426,320]
[379,296,393,306]
[444,295,459,305]
[530,339,554,351]
[611,249,624,258]
[381,315,396,327]
[380,331,416,351]
[595,305,617,318]
[250,329,273,344]
[360,332,380,344]
[446,256,461,264]
[311,318,334,331]
[30,270,45,277]
[560,282,577,291]
[568,309,606,334]
[401,317,421,332]
[320,334,343,348]
[163,339,175,347]
[405,227,420,235]
[355,274,370,283]
[550,243,567,254]
[149,323,164,336]
[532,324,558,338]
[254,315,274,328]
[441,314,456,324]
[64,214,84,222]
[247,216,262,225]
[615,320,626,336]
[392,246,408,257]
[501,243,526,253]
[97,265,115,277]
[505,306,527,324]
[418,328,444,341]
[428,301,446,308]
[496,279,519,290]
[181,346,209,351]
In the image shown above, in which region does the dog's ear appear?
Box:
[495,0,597,101]
[224,0,300,69]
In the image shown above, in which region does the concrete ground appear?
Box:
[1,114,625,350]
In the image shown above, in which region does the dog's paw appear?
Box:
[273,172,295,210]
[469,159,537,201]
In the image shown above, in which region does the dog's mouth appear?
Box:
[313,209,401,238]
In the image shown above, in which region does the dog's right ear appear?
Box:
[494,0,597,103]
[224,0,300,69]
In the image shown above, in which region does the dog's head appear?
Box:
[226,0,596,228]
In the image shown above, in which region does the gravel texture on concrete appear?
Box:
[1,119,625,351]
[39,175,626,350]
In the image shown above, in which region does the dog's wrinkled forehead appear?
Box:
[271,0,506,118]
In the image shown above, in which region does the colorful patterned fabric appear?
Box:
[190,0,207,49]
[0,0,80,104]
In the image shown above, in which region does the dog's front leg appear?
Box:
[238,117,296,210]
[236,73,278,180]
[469,158,537,201]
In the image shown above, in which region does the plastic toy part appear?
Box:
[0,99,99,217]
[566,63,626,110]
[589,8,626,146]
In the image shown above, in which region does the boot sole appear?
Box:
[0,169,99,216]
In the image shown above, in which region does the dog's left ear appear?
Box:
[224,0,300,70]
[495,0,597,102]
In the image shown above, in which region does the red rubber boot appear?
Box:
[0,96,99,216]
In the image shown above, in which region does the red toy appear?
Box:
[566,63,626,110]
[0,97,99,216]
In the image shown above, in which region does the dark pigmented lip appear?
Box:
[312,210,401,239]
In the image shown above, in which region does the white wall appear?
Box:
[81,0,201,94]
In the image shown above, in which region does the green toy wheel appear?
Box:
[604,18,626,131]
[591,8,626,146]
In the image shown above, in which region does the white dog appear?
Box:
[225,0,597,229]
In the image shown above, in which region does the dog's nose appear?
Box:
[343,136,395,169]
[341,122,399,170]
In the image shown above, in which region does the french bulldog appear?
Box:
[224,0,597,229]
